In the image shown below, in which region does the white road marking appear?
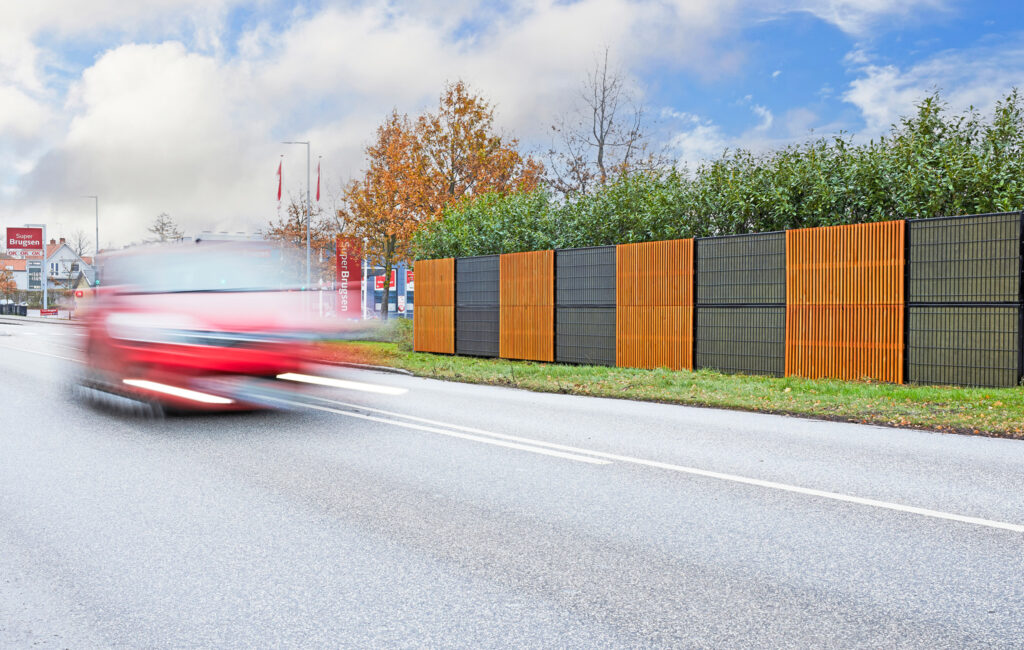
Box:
[299,394,1024,534]
[277,372,408,395]
[0,343,80,363]
[272,397,610,465]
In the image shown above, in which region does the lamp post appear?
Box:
[282,140,311,290]
[85,196,98,258]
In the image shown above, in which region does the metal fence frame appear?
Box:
[415,210,1024,388]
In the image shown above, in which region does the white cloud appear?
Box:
[751,104,774,130]
[786,0,949,36]
[0,0,1007,244]
[843,40,1024,136]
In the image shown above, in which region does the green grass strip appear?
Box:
[318,341,1024,439]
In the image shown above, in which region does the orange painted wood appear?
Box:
[499,251,554,361]
[413,258,454,354]
[616,240,694,370]
[413,306,455,354]
[414,258,455,307]
[785,221,905,382]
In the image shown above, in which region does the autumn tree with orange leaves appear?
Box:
[341,81,543,319]
[415,80,543,218]
[340,111,425,320]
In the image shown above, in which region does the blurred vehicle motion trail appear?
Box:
[77,240,371,413]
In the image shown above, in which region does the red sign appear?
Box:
[6,227,43,250]
[406,270,414,292]
[75,290,84,298]
[40,308,58,316]
[335,237,362,317]
[374,270,396,291]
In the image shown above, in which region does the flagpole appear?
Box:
[282,141,311,291]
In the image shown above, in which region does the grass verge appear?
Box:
[316,341,1024,439]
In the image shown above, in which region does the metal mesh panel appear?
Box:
[907,306,1019,388]
[696,231,785,305]
[455,306,499,357]
[556,246,616,307]
[695,307,785,376]
[556,307,615,366]
[456,255,499,307]
[908,212,1021,304]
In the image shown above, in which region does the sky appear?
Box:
[0,0,1021,248]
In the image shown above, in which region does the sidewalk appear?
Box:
[0,315,77,325]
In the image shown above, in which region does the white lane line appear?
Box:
[300,394,1024,534]
[277,372,408,395]
[0,343,80,363]
[272,397,610,466]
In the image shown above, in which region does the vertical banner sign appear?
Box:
[335,237,363,318]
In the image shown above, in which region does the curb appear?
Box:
[0,316,76,326]
[319,360,414,376]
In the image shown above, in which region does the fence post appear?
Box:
[903,219,911,385]
[692,238,699,371]
[1018,210,1024,385]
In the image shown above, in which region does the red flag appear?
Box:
[276,159,282,201]
[316,159,321,202]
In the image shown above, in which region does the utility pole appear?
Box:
[86,196,98,258]
[282,141,311,290]
[86,195,98,286]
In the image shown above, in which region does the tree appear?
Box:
[67,229,92,257]
[548,48,666,197]
[415,80,543,220]
[0,268,16,301]
[263,198,338,285]
[147,213,184,242]
[340,111,425,320]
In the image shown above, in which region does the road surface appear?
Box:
[2,319,1023,647]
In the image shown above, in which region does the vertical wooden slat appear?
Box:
[499,250,554,361]
[616,239,693,370]
[413,258,455,354]
[785,221,904,383]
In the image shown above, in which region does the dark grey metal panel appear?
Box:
[695,307,785,376]
[456,255,499,307]
[908,212,1021,304]
[696,231,785,306]
[555,307,615,366]
[556,246,616,307]
[455,306,499,357]
[907,306,1019,388]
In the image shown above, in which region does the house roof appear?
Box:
[2,259,27,271]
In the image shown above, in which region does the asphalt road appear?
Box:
[2,319,1024,648]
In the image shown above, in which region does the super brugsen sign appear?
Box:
[6,227,43,250]
[336,236,362,317]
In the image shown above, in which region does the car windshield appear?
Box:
[102,242,305,293]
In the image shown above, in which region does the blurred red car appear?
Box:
[80,240,327,413]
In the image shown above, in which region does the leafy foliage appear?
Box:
[416,90,1024,259]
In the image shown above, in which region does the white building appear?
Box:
[44,238,96,289]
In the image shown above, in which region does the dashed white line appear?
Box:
[272,397,610,465]
[298,394,1024,534]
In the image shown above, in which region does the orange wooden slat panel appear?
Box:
[413,305,454,354]
[413,258,454,353]
[615,239,694,370]
[499,251,554,361]
[785,221,905,383]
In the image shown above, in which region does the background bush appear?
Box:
[415,90,1024,259]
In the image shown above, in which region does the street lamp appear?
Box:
[282,140,311,290]
[85,196,98,258]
